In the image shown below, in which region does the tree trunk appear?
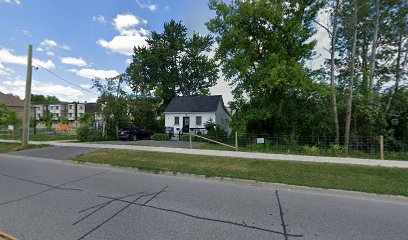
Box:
[368,0,380,94]
[385,33,403,113]
[344,0,358,153]
[330,0,340,144]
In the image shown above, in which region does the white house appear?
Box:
[164,95,232,135]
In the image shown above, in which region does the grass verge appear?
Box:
[74,149,408,196]
[0,134,77,141]
[0,143,50,153]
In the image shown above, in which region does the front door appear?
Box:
[182,117,190,133]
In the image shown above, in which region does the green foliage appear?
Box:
[78,112,95,125]
[303,145,320,156]
[60,117,69,125]
[126,20,218,109]
[152,133,171,141]
[0,104,20,126]
[31,94,61,104]
[41,110,54,131]
[207,0,326,135]
[330,144,344,156]
[76,125,103,142]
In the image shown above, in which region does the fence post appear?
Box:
[380,135,384,160]
[189,132,192,149]
[235,132,238,152]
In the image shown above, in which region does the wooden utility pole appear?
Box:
[22,45,33,147]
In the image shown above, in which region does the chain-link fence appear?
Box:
[187,132,408,160]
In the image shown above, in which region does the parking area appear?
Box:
[94,140,204,148]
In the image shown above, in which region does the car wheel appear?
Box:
[132,135,137,141]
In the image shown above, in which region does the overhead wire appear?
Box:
[36,65,99,96]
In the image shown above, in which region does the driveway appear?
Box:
[0,154,407,240]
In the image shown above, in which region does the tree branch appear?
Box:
[313,19,332,37]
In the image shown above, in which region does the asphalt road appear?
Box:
[0,154,407,240]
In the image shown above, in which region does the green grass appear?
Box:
[0,143,50,153]
[0,134,77,141]
[74,149,408,196]
[197,143,408,161]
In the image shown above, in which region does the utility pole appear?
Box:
[22,44,33,147]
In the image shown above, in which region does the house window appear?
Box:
[196,116,202,126]
[56,106,59,110]
[50,106,53,110]
[79,105,83,110]
[69,105,72,110]
[174,116,179,125]
[56,113,59,117]
[69,113,72,117]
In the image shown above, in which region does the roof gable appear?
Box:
[0,92,24,107]
[164,95,223,113]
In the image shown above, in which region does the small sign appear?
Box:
[8,125,14,131]
[256,138,265,144]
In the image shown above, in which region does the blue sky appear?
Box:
[0,0,328,104]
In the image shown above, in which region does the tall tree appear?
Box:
[344,0,359,152]
[126,20,218,109]
[368,0,381,94]
[207,0,324,134]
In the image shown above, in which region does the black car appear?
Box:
[118,127,152,141]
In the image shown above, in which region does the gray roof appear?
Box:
[164,95,224,113]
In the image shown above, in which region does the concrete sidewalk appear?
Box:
[1,139,408,168]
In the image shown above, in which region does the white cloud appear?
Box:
[113,13,140,32]
[97,34,147,56]
[46,51,55,56]
[61,44,71,51]
[0,63,13,76]
[210,75,233,104]
[124,58,132,65]
[61,57,88,67]
[80,84,92,89]
[97,13,148,55]
[136,0,157,12]
[310,8,331,70]
[1,0,20,4]
[0,48,55,69]
[147,4,157,12]
[139,28,149,36]
[40,39,71,51]
[93,15,106,24]
[66,68,78,73]
[20,29,32,37]
[41,39,58,48]
[0,79,84,102]
[76,68,119,79]
[36,47,44,52]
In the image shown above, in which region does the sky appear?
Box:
[0,0,329,104]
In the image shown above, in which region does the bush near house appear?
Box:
[152,133,171,141]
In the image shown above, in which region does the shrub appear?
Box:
[330,144,344,156]
[153,133,171,141]
[303,145,320,155]
[76,125,103,142]
[57,123,70,133]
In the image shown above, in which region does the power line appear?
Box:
[36,65,99,96]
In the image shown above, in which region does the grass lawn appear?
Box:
[0,143,50,153]
[0,134,77,141]
[74,149,408,196]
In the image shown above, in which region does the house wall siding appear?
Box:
[215,101,232,134]
[164,112,215,135]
